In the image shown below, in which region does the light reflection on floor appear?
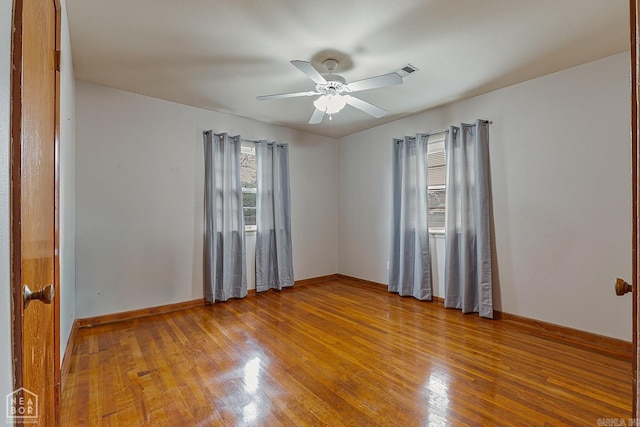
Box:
[243,356,261,394]
[239,356,263,424]
[425,368,451,426]
[242,401,259,424]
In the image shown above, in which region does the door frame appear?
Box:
[633,0,640,419]
[9,0,62,421]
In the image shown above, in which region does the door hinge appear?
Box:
[55,50,61,72]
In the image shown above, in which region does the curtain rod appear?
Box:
[425,129,449,137]
[240,138,288,147]
[204,132,284,146]
[203,131,263,144]
[424,120,493,138]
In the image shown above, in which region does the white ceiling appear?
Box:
[66,0,629,138]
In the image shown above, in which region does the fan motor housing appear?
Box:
[317,74,347,95]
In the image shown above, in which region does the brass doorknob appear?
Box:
[23,284,55,309]
[615,278,632,296]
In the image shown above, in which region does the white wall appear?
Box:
[338,52,632,341]
[0,0,14,417]
[75,81,338,318]
[59,0,76,362]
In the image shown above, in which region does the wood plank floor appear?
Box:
[60,279,632,426]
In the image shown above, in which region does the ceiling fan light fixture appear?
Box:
[258,59,409,124]
[314,94,346,115]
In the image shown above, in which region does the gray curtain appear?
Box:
[255,141,294,291]
[444,120,493,318]
[203,131,247,302]
[388,134,432,300]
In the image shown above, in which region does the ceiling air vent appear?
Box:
[395,64,419,78]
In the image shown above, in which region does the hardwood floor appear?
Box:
[60,279,632,426]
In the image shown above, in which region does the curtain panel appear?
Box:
[388,134,432,300]
[203,131,248,302]
[255,141,294,291]
[444,120,493,318]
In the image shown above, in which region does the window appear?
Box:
[428,136,446,233]
[241,143,257,231]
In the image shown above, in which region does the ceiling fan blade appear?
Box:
[344,95,387,118]
[346,72,402,92]
[291,60,327,85]
[309,108,325,124]
[257,91,319,101]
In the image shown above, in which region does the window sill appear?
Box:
[429,229,445,235]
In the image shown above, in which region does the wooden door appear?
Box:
[10,0,60,425]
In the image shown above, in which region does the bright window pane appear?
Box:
[428,188,446,229]
[243,207,256,227]
[241,145,256,189]
[243,191,256,208]
[241,143,257,230]
[427,137,446,231]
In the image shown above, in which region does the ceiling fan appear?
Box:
[257,59,417,124]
